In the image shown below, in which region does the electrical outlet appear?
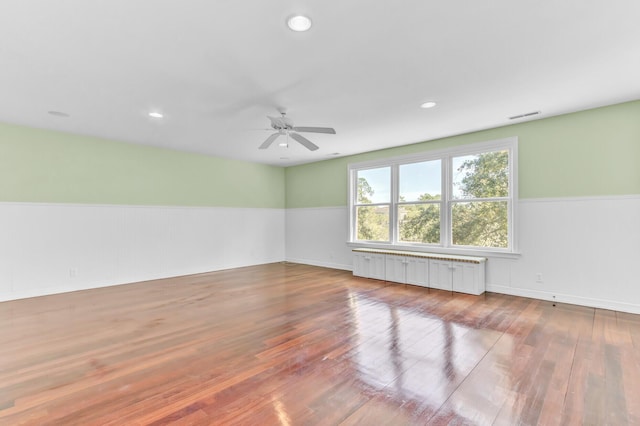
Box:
[69,268,78,278]
[535,273,543,283]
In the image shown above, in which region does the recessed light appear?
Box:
[148,112,163,118]
[420,101,437,109]
[279,142,288,147]
[287,15,312,32]
[48,110,70,117]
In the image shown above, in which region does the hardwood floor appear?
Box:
[1,263,639,425]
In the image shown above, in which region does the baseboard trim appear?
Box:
[4,260,638,315]
[0,280,131,303]
[486,284,640,315]
[285,257,352,272]
[0,259,285,303]
[281,261,640,314]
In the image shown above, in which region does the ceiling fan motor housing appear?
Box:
[269,115,295,131]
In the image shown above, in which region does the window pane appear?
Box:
[357,167,391,204]
[452,201,508,248]
[356,205,389,241]
[398,204,440,244]
[399,160,441,202]
[452,150,509,199]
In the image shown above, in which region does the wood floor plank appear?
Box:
[1,262,639,425]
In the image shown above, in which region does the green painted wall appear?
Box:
[0,123,285,208]
[286,100,640,208]
[3,100,638,209]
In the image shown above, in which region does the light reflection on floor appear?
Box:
[347,289,513,423]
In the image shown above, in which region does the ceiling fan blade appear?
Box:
[259,133,281,149]
[292,126,336,134]
[290,132,319,151]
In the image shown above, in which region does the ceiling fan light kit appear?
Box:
[287,15,312,32]
[420,101,437,109]
[258,112,336,152]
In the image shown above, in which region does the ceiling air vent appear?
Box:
[509,111,541,120]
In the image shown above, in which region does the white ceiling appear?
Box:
[1,1,639,166]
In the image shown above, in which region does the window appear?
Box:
[348,138,517,253]
[398,160,441,244]
[451,151,509,249]
[355,167,390,241]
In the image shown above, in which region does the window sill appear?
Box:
[346,241,522,260]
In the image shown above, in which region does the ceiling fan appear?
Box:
[259,112,336,151]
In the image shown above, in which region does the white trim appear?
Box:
[0,281,131,303]
[487,284,640,315]
[510,139,519,251]
[0,260,285,303]
[348,163,355,242]
[346,241,521,259]
[285,194,640,210]
[519,194,640,203]
[285,205,347,211]
[442,155,449,247]
[284,257,352,271]
[390,162,399,243]
[352,247,486,263]
[0,200,284,211]
[45,194,629,215]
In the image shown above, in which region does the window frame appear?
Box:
[347,137,518,256]
[353,165,392,242]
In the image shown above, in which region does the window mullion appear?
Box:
[349,168,358,241]
[390,164,399,244]
[443,156,451,248]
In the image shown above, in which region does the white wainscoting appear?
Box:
[285,195,640,314]
[4,197,639,313]
[0,202,285,301]
[285,207,353,271]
